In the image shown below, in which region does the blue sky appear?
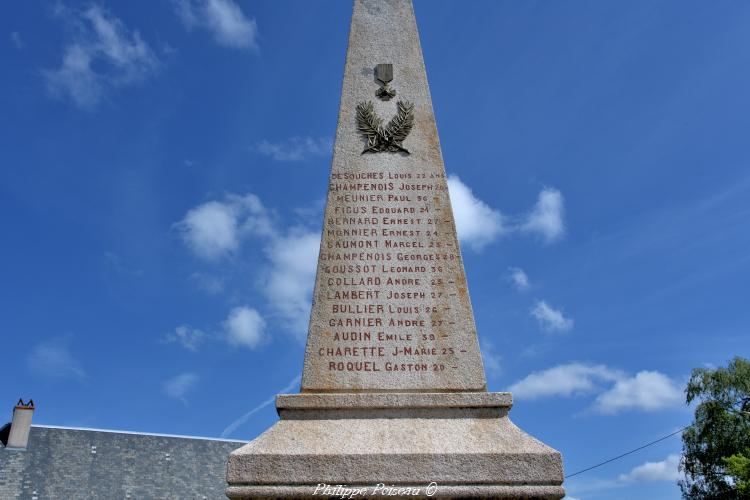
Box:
[2,1,749,498]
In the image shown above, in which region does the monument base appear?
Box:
[226,393,564,499]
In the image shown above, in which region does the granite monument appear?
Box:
[227,1,564,497]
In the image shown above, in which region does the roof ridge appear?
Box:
[31,424,246,443]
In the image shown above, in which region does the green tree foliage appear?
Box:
[723,450,750,498]
[680,357,750,499]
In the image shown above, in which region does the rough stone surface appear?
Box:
[275,392,512,421]
[227,485,565,499]
[227,1,564,498]
[301,0,486,393]
[227,396,563,498]
[0,425,242,499]
[227,392,564,498]
[228,412,561,483]
[277,391,512,409]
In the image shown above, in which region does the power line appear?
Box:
[565,425,691,479]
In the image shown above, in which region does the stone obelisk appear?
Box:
[226,1,564,498]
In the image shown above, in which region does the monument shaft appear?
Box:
[302,0,485,393]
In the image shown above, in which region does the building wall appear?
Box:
[0,426,243,499]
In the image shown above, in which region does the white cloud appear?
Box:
[189,272,225,294]
[531,300,573,332]
[175,193,273,261]
[177,192,318,340]
[221,374,301,438]
[104,251,143,277]
[521,187,565,243]
[11,31,25,49]
[161,42,177,56]
[27,338,86,382]
[47,44,102,108]
[510,363,621,400]
[44,5,158,109]
[175,0,258,50]
[593,371,683,414]
[510,363,684,415]
[293,197,327,225]
[175,191,314,346]
[162,372,198,405]
[508,267,530,290]
[224,306,266,349]
[163,325,207,351]
[263,230,320,339]
[618,454,681,483]
[447,175,506,251]
[256,137,333,162]
[480,340,502,377]
[177,200,240,259]
[446,176,566,251]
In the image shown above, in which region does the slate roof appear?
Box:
[0,425,243,499]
